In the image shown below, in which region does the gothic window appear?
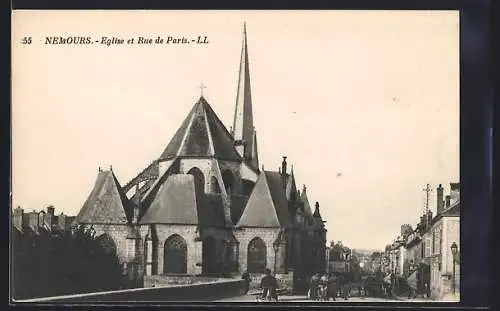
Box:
[247,237,267,273]
[164,234,187,274]
[222,170,235,194]
[211,176,221,194]
[187,167,205,194]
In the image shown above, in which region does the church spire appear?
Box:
[232,22,256,165]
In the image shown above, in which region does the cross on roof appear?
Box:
[199,82,207,96]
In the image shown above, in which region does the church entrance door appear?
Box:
[202,236,218,275]
[164,234,187,274]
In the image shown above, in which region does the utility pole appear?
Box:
[422,183,432,229]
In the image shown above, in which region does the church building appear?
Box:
[73,23,327,293]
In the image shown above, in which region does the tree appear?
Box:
[12,224,124,299]
[371,252,381,260]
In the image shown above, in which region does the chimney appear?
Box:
[28,211,39,232]
[281,156,287,176]
[13,206,24,231]
[58,213,67,231]
[436,184,444,214]
[445,195,451,208]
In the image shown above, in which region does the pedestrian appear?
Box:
[241,271,251,294]
[326,273,338,301]
[308,273,321,300]
[260,269,278,301]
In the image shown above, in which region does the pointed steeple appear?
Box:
[251,128,259,168]
[313,201,322,218]
[232,22,257,166]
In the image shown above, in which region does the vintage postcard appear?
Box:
[11,10,460,304]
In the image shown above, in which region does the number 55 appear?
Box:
[21,37,32,45]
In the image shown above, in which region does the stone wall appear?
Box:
[245,272,294,291]
[233,227,280,274]
[15,279,247,303]
[144,275,229,287]
[92,224,131,264]
[149,224,201,275]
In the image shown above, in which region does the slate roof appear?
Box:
[236,170,292,228]
[285,170,297,203]
[432,200,460,225]
[300,187,314,217]
[230,194,250,225]
[140,174,199,225]
[74,170,132,224]
[138,158,180,217]
[442,201,460,216]
[140,173,229,226]
[159,97,242,162]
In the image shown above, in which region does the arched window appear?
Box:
[97,234,117,255]
[187,167,205,194]
[247,237,267,273]
[222,170,235,194]
[211,176,221,194]
[202,236,218,275]
[164,234,187,274]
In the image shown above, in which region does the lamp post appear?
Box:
[450,242,458,295]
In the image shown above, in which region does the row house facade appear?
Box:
[383,183,460,300]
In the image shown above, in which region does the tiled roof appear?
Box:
[74,170,132,224]
[236,170,292,228]
[159,97,241,162]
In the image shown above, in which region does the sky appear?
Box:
[12,10,459,250]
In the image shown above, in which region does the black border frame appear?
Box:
[7,0,493,309]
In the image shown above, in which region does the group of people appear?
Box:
[240,268,424,302]
[308,272,355,301]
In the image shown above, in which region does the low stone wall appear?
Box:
[247,272,294,292]
[14,279,246,303]
[144,275,228,287]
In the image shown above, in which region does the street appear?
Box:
[215,294,431,303]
